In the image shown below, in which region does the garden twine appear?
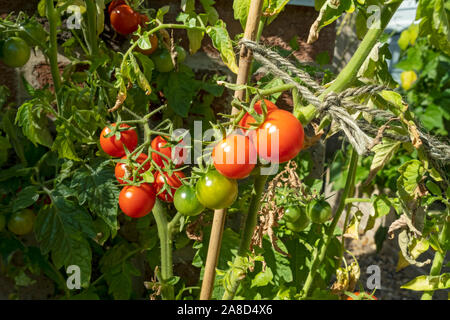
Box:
[239,39,450,164]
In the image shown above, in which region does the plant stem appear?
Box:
[421,217,449,300]
[45,0,62,106]
[222,173,269,300]
[152,199,175,300]
[294,0,404,124]
[238,174,269,255]
[301,148,359,298]
[344,198,372,204]
[84,0,98,56]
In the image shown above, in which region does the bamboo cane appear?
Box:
[199,0,264,300]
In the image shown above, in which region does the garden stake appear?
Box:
[199,0,264,300]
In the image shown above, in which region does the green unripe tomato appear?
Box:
[7,209,36,235]
[283,206,310,232]
[0,214,6,232]
[151,48,174,73]
[196,170,238,210]
[1,37,31,68]
[174,185,205,216]
[307,199,332,224]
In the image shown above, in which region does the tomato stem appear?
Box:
[45,0,62,108]
[301,148,359,298]
[421,216,449,300]
[222,173,269,300]
[84,0,98,57]
[151,199,175,300]
[294,0,404,124]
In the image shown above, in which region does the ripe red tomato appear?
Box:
[118,183,156,218]
[253,109,304,163]
[100,123,138,158]
[155,171,185,202]
[212,134,256,179]
[115,153,151,184]
[110,5,141,35]
[108,0,125,14]
[151,136,186,168]
[239,99,278,132]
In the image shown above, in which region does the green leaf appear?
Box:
[364,139,401,185]
[100,242,141,300]
[15,100,53,148]
[251,267,274,287]
[416,0,450,56]
[34,197,94,287]
[52,134,80,161]
[0,136,11,167]
[13,186,40,212]
[2,109,26,165]
[397,160,425,201]
[206,20,239,74]
[70,161,119,232]
[163,68,200,117]
[401,273,450,291]
[233,0,251,29]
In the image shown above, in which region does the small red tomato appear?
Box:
[253,109,304,163]
[108,0,125,15]
[139,14,149,28]
[154,171,185,202]
[118,183,156,218]
[212,134,257,179]
[99,123,138,158]
[151,136,186,168]
[110,5,141,35]
[239,99,278,132]
[115,153,151,184]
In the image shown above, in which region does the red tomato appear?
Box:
[239,99,278,132]
[154,171,185,202]
[110,5,141,35]
[118,183,156,218]
[212,134,256,179]
[99,123,138,157]
[108,0,125,15]
[115,153,151,184]
[253,109,304,163]
[139,14,149,28]
[151,136,186,168]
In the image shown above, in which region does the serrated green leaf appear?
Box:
[163,68,200,117]
[70,162,119,232]
[251,267,273,287]
[364,139,401,185]
[13,186,40,212]
[206,20,239,74]
[401,273,450,291]
[15,100,53,148]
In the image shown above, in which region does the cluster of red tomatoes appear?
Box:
[212,99,305,178]
[100,123,190,218]
[108,0,186,73]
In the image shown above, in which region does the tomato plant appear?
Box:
[0,0,447,303]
